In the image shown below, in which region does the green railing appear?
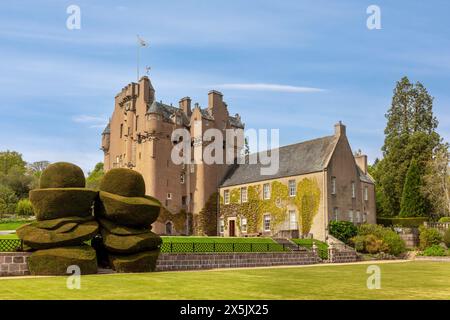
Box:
[0,239,23,252]
[160,242,291,253]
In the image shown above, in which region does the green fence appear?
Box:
[0,239,23,252]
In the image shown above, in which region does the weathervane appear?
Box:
[136,34,148,81]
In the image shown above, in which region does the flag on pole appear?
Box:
[137,35,148,47]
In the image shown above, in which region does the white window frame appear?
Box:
[241,217,247,233]
[263,183,270,200]
[349,210,354,223]
[289,210,297,230]
[356,211,361,223]
[241,187,248,203]
[263,214,271,232]
[224,190,230,205]
[180,173,185,184]
[288,180,296,197]
[333,207,338,221]
[351,181,356,198]
[364,186,369,201]
[167,193,172,200]
[331,177,336,195]
[219,218,224,234]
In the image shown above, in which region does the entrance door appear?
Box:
[228,220,236,237]
[289,211,297,230]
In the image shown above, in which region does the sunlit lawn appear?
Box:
[1,261,449,300]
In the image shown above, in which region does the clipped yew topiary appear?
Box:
[99,168,146,197]
[108,249,160,273]
[30,188,97,221]
[101,228,161,254]
[96,191,160,227]
[28,245,97,275]
[17,220,99,249]
[33,216,95,230]
[39,162,86,189]
[98,218,149,235]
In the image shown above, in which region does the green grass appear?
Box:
[0,233,18,239]
[292,238,329,260]
[0,221,29,231]
[0,261,449,299]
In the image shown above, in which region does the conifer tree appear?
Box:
[399,159,428,217]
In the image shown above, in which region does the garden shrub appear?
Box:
[419,226,443,250]
[352,224,406,256]
[377,217,428,228]
[108,249,160,273]
[328,221,357,243]
[39,162,85,189]
[15,198,34,216]
[421,244,448,257]
[100,228,162,254]
[99,168,146,197]
[30,188,98,221]
[438,217,450,223]
[443,228,450,248]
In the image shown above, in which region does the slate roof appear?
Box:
[228,115,244,129]
[221,135,338,187]
[147,101,189,125]
[358,167,375,184]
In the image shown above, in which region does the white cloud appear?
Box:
[211,83,325,93]
[72,115,108,128]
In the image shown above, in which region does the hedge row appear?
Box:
[377,217,428,228]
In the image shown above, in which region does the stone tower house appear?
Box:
[101,76,244,235]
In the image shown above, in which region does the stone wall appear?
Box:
[0,252,31,276]
[155,251,320,271]
[328,247,358,263]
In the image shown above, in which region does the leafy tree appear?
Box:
[376,77,441,216]
[0,185,18,218]
[0,150,26,175]
[2,165,33,198]
[86,162,104,190]
[422,144,450,217]
[15,198,34,216]
[399,159,429,217]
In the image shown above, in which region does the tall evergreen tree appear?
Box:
[399,159,429,217]
[376,77,440,216]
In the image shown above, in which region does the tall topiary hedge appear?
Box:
[399,158,429,217]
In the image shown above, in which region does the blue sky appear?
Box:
[0,0,449,173]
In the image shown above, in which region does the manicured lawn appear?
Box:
[1,261,449,299]
[0,221,29,231]
[0,233,18,239]
[292,238,328,260]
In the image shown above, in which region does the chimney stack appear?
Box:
[179,97,192,117]
[355,154,368,174]
[334,121,346,137]
[208,90,223,110]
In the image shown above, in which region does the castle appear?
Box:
[102,76,376,239]
[101,76,244,235]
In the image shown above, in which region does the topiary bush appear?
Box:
[420,244,448,257]
[30,188,98,220]
[419,226,443,250]
[108,249,160,273]
[100,228,162,254]
[99,168,145,197]
[15,199,34,216]
[438,217,450,223]
[442,228,450,248]
[328,221,357,243]
[39,162,86,189]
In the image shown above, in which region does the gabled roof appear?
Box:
[358,167,375,184]
[220,135,338,187]
[147,101,190,125]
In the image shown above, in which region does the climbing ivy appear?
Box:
[197,192,218,236]
[157,207,193,235]
[220,178,321,236]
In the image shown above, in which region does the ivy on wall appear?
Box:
[157,207,193,235]
[220,178,321,236]
[197,192,218,236]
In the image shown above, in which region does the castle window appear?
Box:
[219,218,224,234]
[241,217,247,233]
[165,221,173,235]
[180,174,185,184]
[331,177,337,195]
[288,180,296,197]
[240,187,248,203]
[120,124,123,138]
[364,186,369,201]
[289,210,297,230]
[348,210,354,223]
[181,196,187,206]
[136,115,139,131]
[263,183,270,200]
[351,182,356,198]
[356,211,361,223]
[333,207,338,221]
[167,193,172,200]
[224,190,230,204]
[263,214,271,232]
[190,164,195,173]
